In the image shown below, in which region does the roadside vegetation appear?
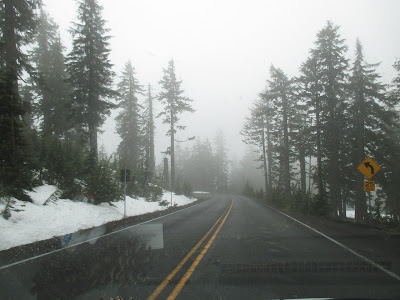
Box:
[241,21,400,226]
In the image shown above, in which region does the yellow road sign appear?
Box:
[357,157,381,179]
[364,180,375,192]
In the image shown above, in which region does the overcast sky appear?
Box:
[43,0,400,165]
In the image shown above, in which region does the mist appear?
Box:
[42,0,400,166]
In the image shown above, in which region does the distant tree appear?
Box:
[214,130,229,192]
[241,96,271,199]
[0,0,41,199]
[67,0,116,158]
[182,138,214,192]
[157,59,194,191]
[143,84,156,181]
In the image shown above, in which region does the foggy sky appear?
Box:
[43,0,400,165]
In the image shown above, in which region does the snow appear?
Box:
[0,186,196,251]
[26,184,57,205]
[193,191,210,194]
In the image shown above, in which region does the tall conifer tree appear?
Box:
[67,0,116,158]
[0,0,40,198]
[158,59,194,191]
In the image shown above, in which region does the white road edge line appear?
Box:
[263,202,400,282]
[0,200,208,271]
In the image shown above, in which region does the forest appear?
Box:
[1,0,399,225]
[0,0,230,209]
[241,22,400,223]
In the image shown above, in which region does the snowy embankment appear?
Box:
[0,185,196,251]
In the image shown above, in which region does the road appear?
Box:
[1,195,400,299]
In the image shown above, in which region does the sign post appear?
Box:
[120,169,130,218]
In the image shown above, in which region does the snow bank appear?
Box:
[0,186,196,251]
[26,184,57,205]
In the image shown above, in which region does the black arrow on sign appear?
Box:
[364,162,374,174]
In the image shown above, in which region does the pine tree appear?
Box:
[157,59,194,191]
[375,59,400,220]
[268,65,293,195]
[0,0,40,199]
[115,60,143,174]
[348,39,389,221]
[299,55,326,203]
[241,96,270,199]
[291,80,313,196]
[143,84,155,181]
[214,130,229,192]
[311,21,349,216]
[31,10,70,138]
[67,0,116,158]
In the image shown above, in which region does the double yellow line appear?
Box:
[147,199,233,300]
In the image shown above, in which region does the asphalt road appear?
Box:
[1,194,400,299]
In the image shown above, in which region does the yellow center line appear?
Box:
[166,199,233,300]
[146,201,232,300]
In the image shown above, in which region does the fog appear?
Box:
[44,0,400,164]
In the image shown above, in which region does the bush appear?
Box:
[85,156,121,204]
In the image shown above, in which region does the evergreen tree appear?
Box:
[311,21,349,216]
[241,96,271,198]
[291,80,313,196]
[67,0,116,158]
[376,59,400,220]
[214,130,229,192]
[268,65,294,195]
[0,0,40,199]
[348,39,389,221]
[143,84,156,181]
[298,55,326,203]
[115,60,143,174]
[157,59,194,191]
[31,10,70,138]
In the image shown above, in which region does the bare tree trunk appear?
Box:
[261,116,268,200]
[299,145,306,193]
[170,111,175,191]
[89,123,98,160]
[4,0,18,164]
[315,99,323,198]
[282,94,291,195]
[266,108,273,190]
[148,84,155,180]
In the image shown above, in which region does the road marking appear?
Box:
[166,200,233,300]
[146,201,231,300]
[263,203,400,282]
[0,200,210,271]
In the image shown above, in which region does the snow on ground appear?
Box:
[0,186,196,251]
[346,210,355,219]
[193,191,210,194]
[26,184,57,205]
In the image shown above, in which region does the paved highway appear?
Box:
[1,195,400,299]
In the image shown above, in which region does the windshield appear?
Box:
[1,0,400,299]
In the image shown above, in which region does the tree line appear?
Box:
[174,129,230,194]
[242,21,400,223]
[0,0,194,204]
